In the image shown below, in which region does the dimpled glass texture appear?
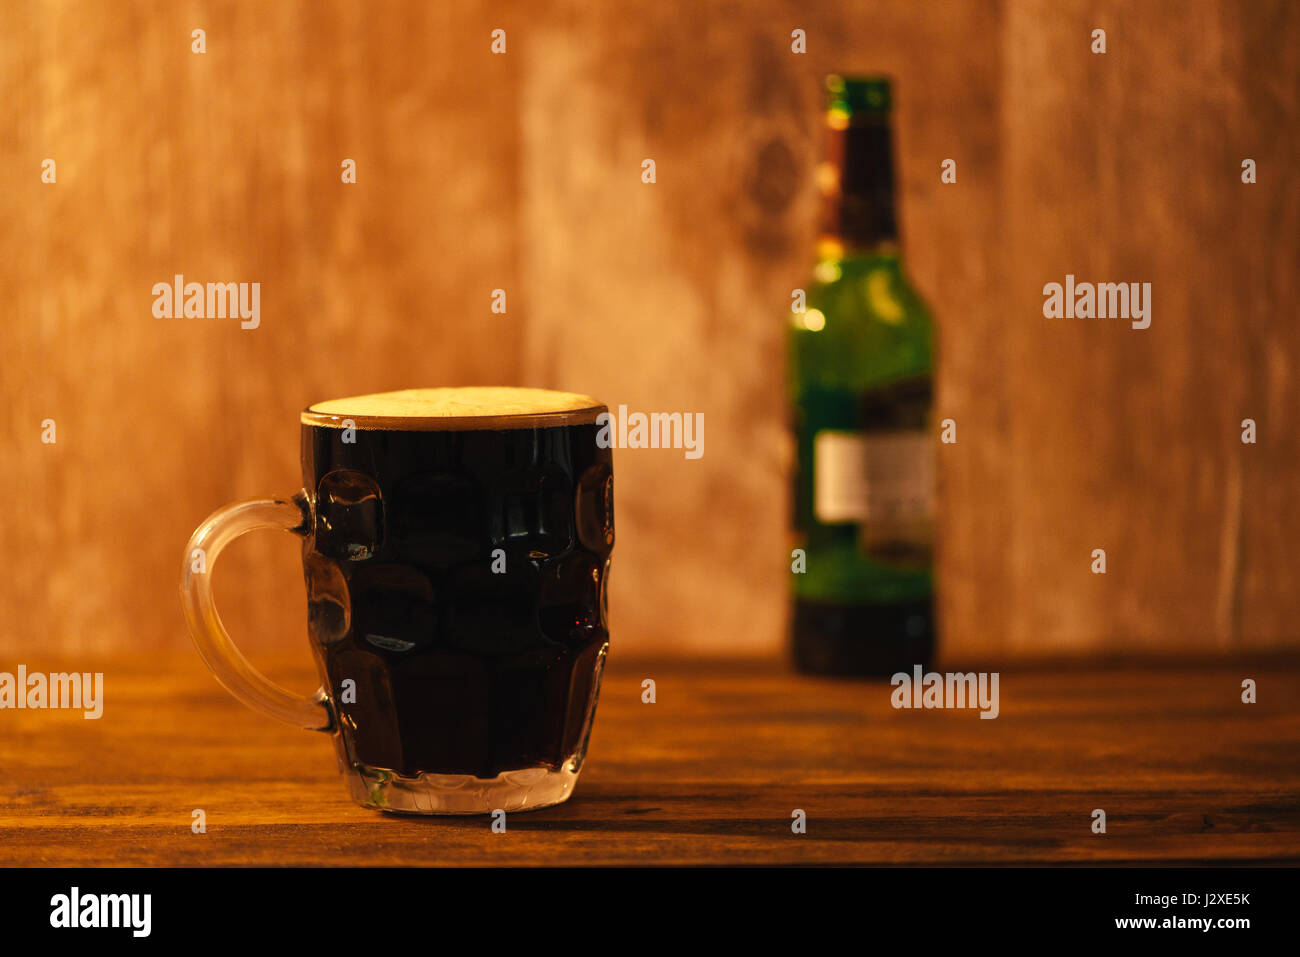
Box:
[300,420,613,814]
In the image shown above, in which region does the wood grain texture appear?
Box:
[0,1,524,659]
[0,652,1296,865]
[999,0,1300,656]
[1,1,1297,659]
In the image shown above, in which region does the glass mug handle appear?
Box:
[180,491,333,731]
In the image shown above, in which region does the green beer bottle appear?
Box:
[789,76,936,676]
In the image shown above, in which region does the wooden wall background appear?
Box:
[1,0,1296,662]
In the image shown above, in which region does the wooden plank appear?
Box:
[1000,0,1300,654]
[0,1,523,659]
[1,653,1295,865]
[517,0,1011,658]
[0,0,1296,663]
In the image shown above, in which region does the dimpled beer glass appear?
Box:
[181,388,614,814]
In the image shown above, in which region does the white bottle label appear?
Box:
[813,429,933,525]
[813,431,868,523]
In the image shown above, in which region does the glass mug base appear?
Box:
[343,758,583,815]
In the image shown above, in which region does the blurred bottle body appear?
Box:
[788,76,936,676]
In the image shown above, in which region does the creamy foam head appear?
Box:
[301,387,606,431]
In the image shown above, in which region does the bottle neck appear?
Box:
[816,236,900,263]
[818,113,899,258]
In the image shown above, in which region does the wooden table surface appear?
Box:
[2,652,1297,866]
